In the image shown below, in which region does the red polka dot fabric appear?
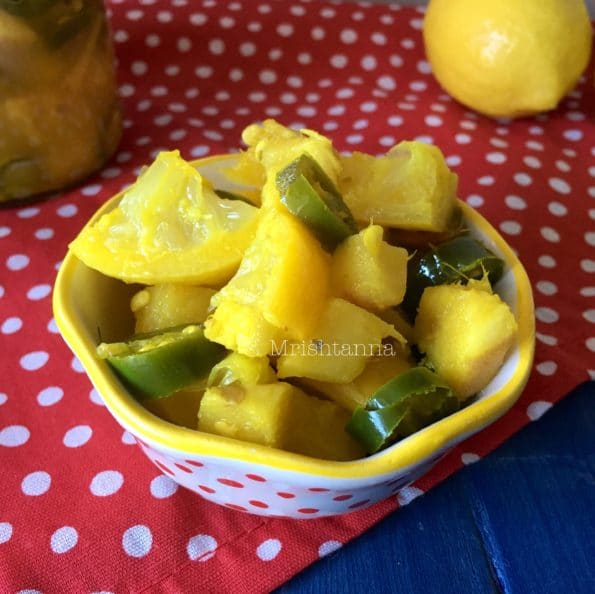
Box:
[1,1,594,592]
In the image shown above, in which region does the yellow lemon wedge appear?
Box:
[69,151,259,286]
[423,0,593,118]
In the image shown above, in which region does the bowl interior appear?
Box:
[53,154,535,480]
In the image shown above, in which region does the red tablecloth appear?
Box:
[1,1,593,592]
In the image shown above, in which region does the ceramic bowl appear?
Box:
[53,154,535,519]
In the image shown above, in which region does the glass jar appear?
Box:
[0,0,122,203]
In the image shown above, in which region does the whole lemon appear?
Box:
[423,0,593,118]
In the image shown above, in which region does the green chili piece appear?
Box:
[346,367,459,454]
[403,235,505,318]
[276,153,357,250]
[97,324,226,400]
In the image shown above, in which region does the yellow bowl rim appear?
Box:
[53,153,535,480]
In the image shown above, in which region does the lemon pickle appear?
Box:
[74,120,519,460]
[97,325,226,399]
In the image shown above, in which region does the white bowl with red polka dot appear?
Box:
[53,154,535,519]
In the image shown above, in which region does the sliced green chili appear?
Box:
[402,235,505,318]
[346,367,459,454]
[97,324,226,399]
[276,153,357,250]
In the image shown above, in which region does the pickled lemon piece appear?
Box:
[69,151,259,285]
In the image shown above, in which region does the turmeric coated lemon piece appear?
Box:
[69,151,259,286]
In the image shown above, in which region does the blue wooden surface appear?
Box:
[277,381,595,594]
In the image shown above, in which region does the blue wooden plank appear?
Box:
[276,381,595,594]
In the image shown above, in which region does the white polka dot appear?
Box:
[0,393,6,405]
[377,75,396,91]
[239,41,255,57]
[101,167,122,179]
[527,401,553,421]
[37,386,63,407]
[548,177,571,195]
[259,69,277,84]
[0,425,30,447]
[340,28,358,44]
[387,115,403,127]
[51,526,78,554]
[154,114,173,127]
[504,195,527,210]
[536,332,558,346]
[1,316,22,334]
[455,133,471,144]
[536,307,559,324]
[131,61,148,76]
[0,522,13,544]
[523,155,542,169]
[89,388,105,406]
[150,474,179,499]
[6,254,29,271]
[466,195,484,208]
[556,160,571,173]
[580,287,595,297]
[318,540,342,557]
[360,101,377,113]
[145,33,160,47]
[347,134,363,145]
[540,227,560,243]
[461,452,480,465]
[490,137,509,149]
[189,12,207,25]
[177,37,192,52]
[121,430,136,445]
[587,337,595,352]
[21,471,51,496]
[277,23,294,37]
[27,284,51,301]
[157,10,172,23]
[387,55,404,71]
[477,176,495,186]
[548,201,568,216]
[63,425,93,448]
[500,221,522,235]
[20,351,49,371]
[397,486,424,505]
[486,152,507,164]
[583,309,595,324]
[0,226,11,238]
[585,232,595,247]
[256,538,282,561]
[126,9,143,21]
[81,184,102,196]
[122,525,153,558]
[563,129,583,141]
[330,54,348,68]
[71,356,84,373]
[513,173,532,186]
[57,203,78,218]
[17,207,40,219]
[526,140,544,151]
[538,254,557,268]
[379,135,396,147]
[536,281,558,296]
[536,361,557,376]
[446,155,461,167]
[190,145,210,158]
[90,470,124,496]
[187,534,218,561]
[425,115,442,127]
[416,60,431,74]
[35,227,54,240]
[195,65,213,79]
[581,259,595,273]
